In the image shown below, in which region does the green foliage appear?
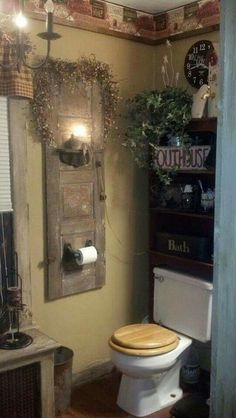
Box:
[123,87,192,184]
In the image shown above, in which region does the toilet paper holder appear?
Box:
[63,240,93,263]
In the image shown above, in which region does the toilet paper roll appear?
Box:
[75,246,98,266]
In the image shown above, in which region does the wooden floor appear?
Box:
[57,373,172,418]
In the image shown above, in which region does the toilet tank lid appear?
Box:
[153,267,213,291]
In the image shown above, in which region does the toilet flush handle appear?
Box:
[156,275,164,283]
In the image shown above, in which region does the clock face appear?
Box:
[184,40,214,88]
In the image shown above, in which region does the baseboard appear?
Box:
[72,360,115,387]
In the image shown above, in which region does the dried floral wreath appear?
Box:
[32,55,119,147]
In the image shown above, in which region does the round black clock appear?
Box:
[184,40,214,88]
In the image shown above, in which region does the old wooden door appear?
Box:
[45,82,105,300]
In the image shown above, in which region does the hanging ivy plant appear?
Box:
[32,55,119,147]
[123,87,192,185]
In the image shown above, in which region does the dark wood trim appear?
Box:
[157,24,220,45]
[150,208,214,220]
[150,251,213,278]
[150,250,213,266]
[188,118,217,133]
[177,169,215,175]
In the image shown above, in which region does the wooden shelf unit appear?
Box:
[188,117,217,132]
[148,118,217,317]
[177,169,215,175]
[149,118,217,283]
[151,207,214,220]
[150,251,213,277]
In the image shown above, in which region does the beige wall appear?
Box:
[27,20,154,373]
[26,20,219,374]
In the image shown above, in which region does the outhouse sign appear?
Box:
[154,145,211,170]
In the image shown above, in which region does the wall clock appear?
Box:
[184,40,214,88]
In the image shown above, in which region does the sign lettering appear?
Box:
[154,145,211,170]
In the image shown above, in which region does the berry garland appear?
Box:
[32,55,119,147]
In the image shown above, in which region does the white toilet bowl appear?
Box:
[109,330,192,417]
[109,268,213,417]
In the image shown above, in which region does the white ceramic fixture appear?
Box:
[109,268,213,416]
[111,333,191,416]
[153,267,213,342]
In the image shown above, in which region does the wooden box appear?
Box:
[156,232,212,261]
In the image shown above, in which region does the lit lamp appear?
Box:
[1,0,61,71]
[72,125,88,139]
[64,125,89,150]
[58,124,91,167]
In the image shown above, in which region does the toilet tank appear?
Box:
[153,267,213,342]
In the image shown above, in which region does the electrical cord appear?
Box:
[96,160,147,263]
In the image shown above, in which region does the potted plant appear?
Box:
[123,41,192,184]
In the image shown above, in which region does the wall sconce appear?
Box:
[57,124,91,168]
[72,125,88,140]
[64,124,89,148]
[0,0,61,71]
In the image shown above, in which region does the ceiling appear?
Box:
[108,0,198,14]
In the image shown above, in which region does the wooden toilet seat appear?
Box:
[109,324,179,356]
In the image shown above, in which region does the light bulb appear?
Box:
[13,11,27,29]
[72,125,87,138]
[45,0,54,13]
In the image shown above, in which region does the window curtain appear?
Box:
[0,33,33,99]
[0,96,14,334]
[0,96,12,213]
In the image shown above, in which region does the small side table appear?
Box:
[0,328,59,418]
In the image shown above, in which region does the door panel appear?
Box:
[45,81,105,300]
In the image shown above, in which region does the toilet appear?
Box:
[109,267,213,417]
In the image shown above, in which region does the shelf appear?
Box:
[150,208,214,220]
[149,118,216,283]
[177,169,215,175]
[56,147,90,167]
[150,250,213,278]
[187,118,217,133]
[56,148,84,154]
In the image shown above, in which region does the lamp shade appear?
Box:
[0,97,12,212]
